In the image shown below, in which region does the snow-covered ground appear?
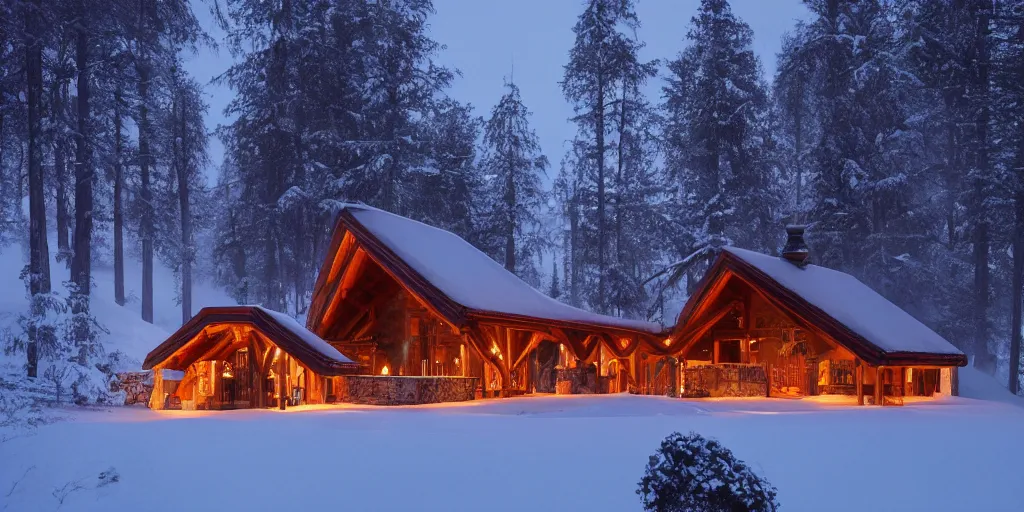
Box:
[2,379,1022,512]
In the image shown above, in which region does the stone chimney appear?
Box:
[782,224,809,267]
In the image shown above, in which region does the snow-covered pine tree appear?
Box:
[23,0,53,377]
[561,0,659,314]
[0,2,22,250]
[900,0,1001,371]
[774,20,823,220]
[412,98,482,241]
[218,0,469,312]
[549,259,561,299]
[990,0,1024,392]
[478,81,549,285]
[128,0,206,323]
[553,145,587,308]
[341,0,454,218]
[218,0,325,313]
[659,0,779,292]
[608,44,663,320]
[160,65,211,324]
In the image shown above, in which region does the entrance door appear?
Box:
[220,349,252,408]
[533,341,558,393]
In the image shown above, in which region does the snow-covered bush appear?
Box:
[637,432,779,512]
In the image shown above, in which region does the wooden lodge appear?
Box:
[143,206,966,409]
[668,226,967,404]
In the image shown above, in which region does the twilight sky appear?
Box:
[183,0,812,186]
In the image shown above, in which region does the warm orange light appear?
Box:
[619,337,630,349]
[663,338,672,347]
[490,345,504,360]
[381,365,390,376]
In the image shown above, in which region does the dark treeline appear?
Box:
[1,0,1023,392]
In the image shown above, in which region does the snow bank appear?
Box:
[958,365,1024,406]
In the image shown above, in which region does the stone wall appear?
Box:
[116,372,153,406]
[555,367,598,394]
[338,376,478,405]
[681,364,767,398]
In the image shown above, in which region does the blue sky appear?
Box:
[182,0,812,186]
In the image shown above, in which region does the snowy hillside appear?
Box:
[0,239,236,371]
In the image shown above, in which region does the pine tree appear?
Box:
[658,0,778,295]
[478,81,549,283]
[128,0,205,323]
[413,98,482,240]
[165,66,210,323]
[24,0,52,377]
[561,0,658,314]
[218,0,464,311]
[900,0,999,367]
[549,259,561,299]
[990,0,1024,391]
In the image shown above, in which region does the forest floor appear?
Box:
[2,385,1022,512]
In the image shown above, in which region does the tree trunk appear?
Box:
[793,76,803,218]
[26,0,51,378]
[595,70,606,314]
[1010,190,1023,395]
[113,86,125,306]
[972,0,994,373]
[173,92,193,323]
[139,62,154,324]
[53,84,70,259]
[503,157,516,273]
[71,4,93,364]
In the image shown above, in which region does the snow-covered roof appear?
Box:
[143,306,359,375]
[344,205,663,334]
[723,246,963,356]
[252,306,354,364]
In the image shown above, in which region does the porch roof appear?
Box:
[143,306,359,376]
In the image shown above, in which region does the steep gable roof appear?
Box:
[310,205,663,336]
[678,246,967,367]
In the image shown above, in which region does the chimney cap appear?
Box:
[782,224,809,267]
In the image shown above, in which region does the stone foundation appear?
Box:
[338,376,478,405]
[555,367,598,394]
[116,372,153,406]
[681,364,767,398]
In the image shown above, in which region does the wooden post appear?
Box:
[713,340,720,364]
[149,369,165,410]
[764,362,770,398]
[212,361,223,409]
[856,362,864,406]
[874,366,884,406]
[278,354,287,410]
